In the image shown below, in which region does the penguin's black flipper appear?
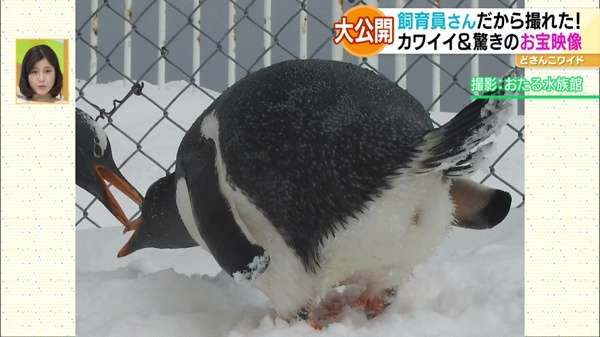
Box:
[179,136,270,281]
[407,91,511,176]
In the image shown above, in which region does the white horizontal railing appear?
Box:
[91,0,452,109]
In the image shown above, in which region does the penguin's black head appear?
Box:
[117,173,197,257]
[76,108,143,228]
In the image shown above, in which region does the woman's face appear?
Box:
[27,58,56,98]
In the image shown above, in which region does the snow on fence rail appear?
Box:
[76,0,524,229]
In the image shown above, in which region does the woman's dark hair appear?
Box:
[19,44,63,99]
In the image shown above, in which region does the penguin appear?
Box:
[116,172,197,257]
[76,108,144,230]
[117,59,512,326]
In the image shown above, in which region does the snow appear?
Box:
[233,253,271,283]
[77,208,523,337]
[76,80,524,336]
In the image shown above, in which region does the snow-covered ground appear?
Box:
[76,80,524,337]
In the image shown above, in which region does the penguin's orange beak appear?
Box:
[117,217,143,258]
[117,238,132,258]
[95,165,144,231]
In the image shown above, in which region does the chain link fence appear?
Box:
[76,0,524,229]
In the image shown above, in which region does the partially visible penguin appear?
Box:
[76,108,143,230]
[118,59,513,327]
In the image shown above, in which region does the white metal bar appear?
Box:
[158,0,166,86]
[394,55,407,89]
[431,0,441,112]
[124,0,132,84]
[228,0,236,86]
[90,0,98,84]
[299,0,308,59]
[394,0,408,88]
[507,1,517,114]
[263,0,272,67]
[471,54,479,81]
[193,0,201,85]
[509,54,517,115]
[470,0,479,82]
[432,54,440,113]
[331,0,343,61]
[363,0,378,70]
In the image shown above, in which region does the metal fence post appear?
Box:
[124,0,133,85]
[395,0,407,89]
[331,0,343,61]
[158,0,166,87]
[193,0,202,86]
[89,0,98,84]
[432,54,441,112]
[228,0,236,86]
[470,0,479,85]
[264,0,272,67]
[299,0,308,59]
[363,0,378,70]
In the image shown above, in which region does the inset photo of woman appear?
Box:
[16,39,68,104]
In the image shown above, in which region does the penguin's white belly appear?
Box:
[318,174,453,294]
[222,170,453,318]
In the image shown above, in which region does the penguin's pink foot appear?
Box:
[351,288,397,318]
[301,287,398,329]
[309,319,323,331]
[351,296,385,318]
[308,296,346,329]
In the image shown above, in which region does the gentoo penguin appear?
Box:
[76,108,143,229]
[118,59,512,326]
[116,173,197,257]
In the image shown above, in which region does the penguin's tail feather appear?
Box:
[406,89,513,177]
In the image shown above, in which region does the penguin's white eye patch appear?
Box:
[83,116,108,158]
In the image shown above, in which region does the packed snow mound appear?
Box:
[77,207,523,337]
